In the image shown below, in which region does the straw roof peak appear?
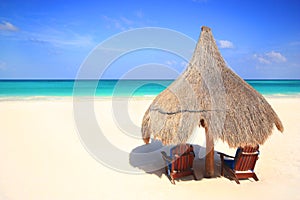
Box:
[201,26,211,32]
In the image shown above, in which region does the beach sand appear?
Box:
[0,97,299,200]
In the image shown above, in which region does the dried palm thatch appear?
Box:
[142,26,283,148]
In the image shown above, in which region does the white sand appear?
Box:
[0,97,299,200]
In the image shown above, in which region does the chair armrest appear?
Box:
[241,151,259,155]
[217,152,235,159]
[161,151,172,163]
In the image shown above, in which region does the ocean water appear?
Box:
[0,79,299,98]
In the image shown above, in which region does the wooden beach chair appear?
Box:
[218,145,260,184]
[161,144,196,184]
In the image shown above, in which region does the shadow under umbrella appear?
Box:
[130,142,221,181]
[129,139,175,177]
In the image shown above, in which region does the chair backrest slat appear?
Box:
[234,145,259,171]
[171,144,194,171]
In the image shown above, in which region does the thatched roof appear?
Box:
[141,26,283,148]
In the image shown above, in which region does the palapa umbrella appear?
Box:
[141,26,284,177]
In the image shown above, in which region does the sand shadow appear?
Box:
[129,139,166,177]
[129,140,222,182]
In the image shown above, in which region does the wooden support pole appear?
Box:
[205,127,214,178]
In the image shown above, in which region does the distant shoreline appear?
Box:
[0,95,299,102]
[1,79,300,98]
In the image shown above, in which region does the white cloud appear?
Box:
[218,40,234,49]
[254,51,287,64]
[289,41,300,46]
[102,15,127,31]
[0,21,18,31]
[27,29,94,49]
[165,60,188,68]
[1,21,94,49]
[165,60,177,66]
[52,34,93,47]
[102,14,151,31]
[266,51,287,62]
[120,17,133,25]
[253,54,271,64]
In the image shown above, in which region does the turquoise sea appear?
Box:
[0,80,300,98]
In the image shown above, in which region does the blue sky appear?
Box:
[0,0,299,79]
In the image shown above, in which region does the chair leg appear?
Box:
[228,169,240,184]
[171,177,175,184]
[233,175,240,184]
[253,173,259,181]
[164,166,175,184]
[165,166,168,175]
[220,165,224,176]
[219,155,224,176]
